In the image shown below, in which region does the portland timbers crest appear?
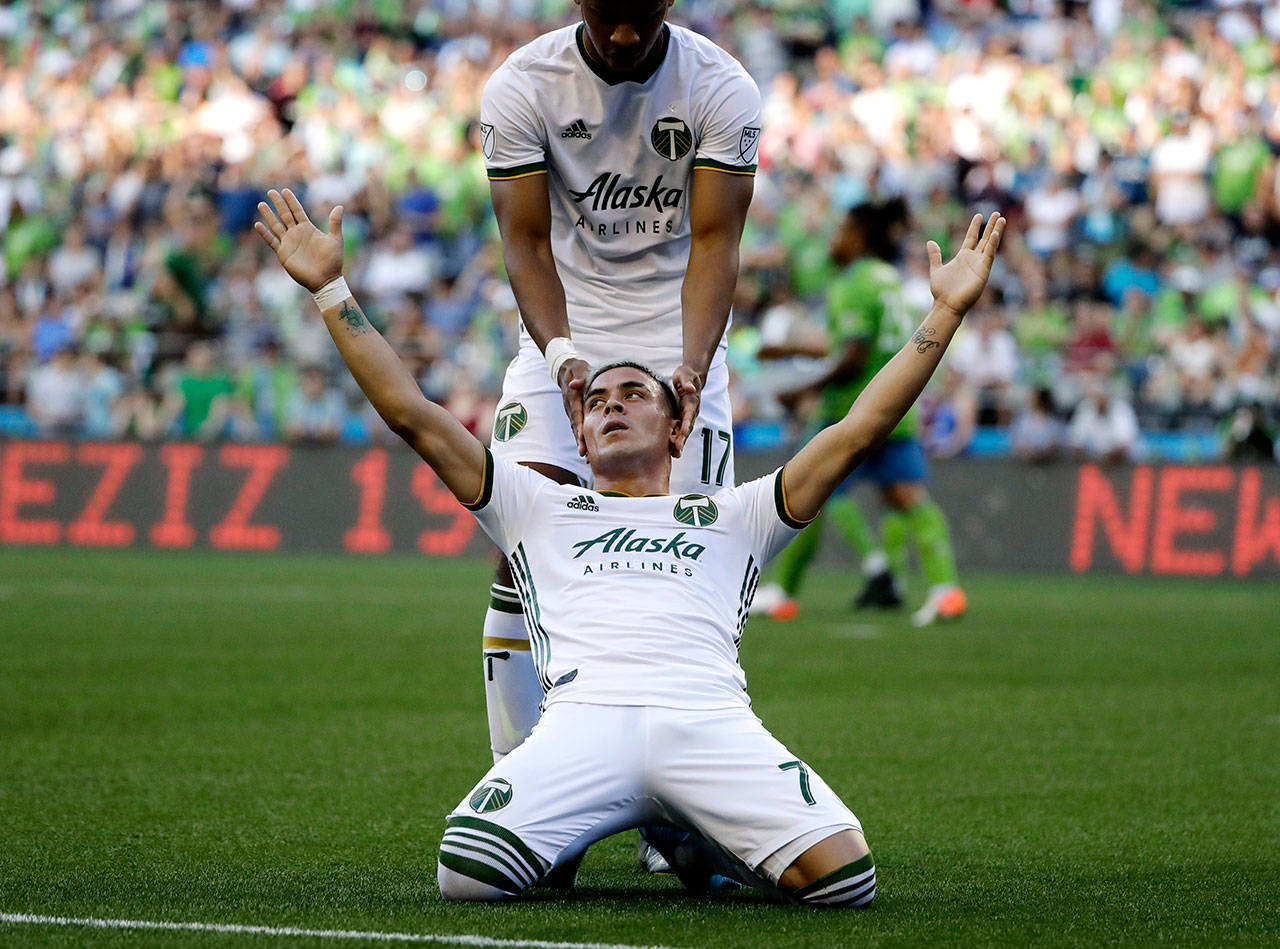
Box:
[674,494,718,527]
[651,117,692,161]
[494,402,527,442]
[470,778,513,813]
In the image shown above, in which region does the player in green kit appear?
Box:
[754,199,967,626]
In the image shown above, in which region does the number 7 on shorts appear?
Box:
[779,760,816,806]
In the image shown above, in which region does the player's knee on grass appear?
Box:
[437,816,547,901]
[788,853,876,908]
[437,861,517,901]
[779,829,876,909]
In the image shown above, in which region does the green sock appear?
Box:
[908,500,958,588]
[828,496,875,557]
[882,509,910,582]
[774,515,824,597]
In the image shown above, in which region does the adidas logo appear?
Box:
[566,494,600,512]
[560,119,592,140]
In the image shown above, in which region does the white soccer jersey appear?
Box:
[465,451,806,710]
[479,23,762,375]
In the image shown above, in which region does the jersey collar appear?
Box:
[599,489,669,498]
[575,23,670,87]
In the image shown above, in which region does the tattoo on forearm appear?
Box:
[912,327,940,354]
[339,301,370,337]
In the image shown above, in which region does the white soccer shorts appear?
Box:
[489,349,736,492]
[440,702,862,890]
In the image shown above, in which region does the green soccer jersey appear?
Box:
[821,257,917,439]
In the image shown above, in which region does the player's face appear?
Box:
[581,367,678,469]
[576,0,672,73]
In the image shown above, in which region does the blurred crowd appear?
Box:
[2,0,1279,461]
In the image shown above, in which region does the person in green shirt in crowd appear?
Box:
[754,199,967,627]
[162,341,235,439]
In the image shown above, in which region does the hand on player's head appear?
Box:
[670,364,703,459]
[254,188,345,294]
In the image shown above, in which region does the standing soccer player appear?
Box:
[755,200,967,626]
[476,1,760,765]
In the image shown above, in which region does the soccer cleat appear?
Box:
[637,836,672,874]
[911,585,968,627]
[639,826,741,892]
[749,583,799,621]
[853,570,904,610]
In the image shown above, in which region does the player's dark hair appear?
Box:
[586,360,679,419]
[845,197,909,262]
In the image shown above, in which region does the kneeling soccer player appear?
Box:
[255,188,1004,906]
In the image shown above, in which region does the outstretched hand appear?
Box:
[927,212,1005,320]
[254,189,344,293]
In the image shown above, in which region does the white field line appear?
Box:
[0,913,683,949]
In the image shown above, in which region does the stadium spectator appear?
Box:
[947,311,1019,425]
[0,0,1275,460]
[1068,379,1141,463]
[284,365,344,443]
[161,342,234,440]
[1010,387,1066,464]
[26,344,85,436]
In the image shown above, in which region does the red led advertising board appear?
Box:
[0,440,1277,577]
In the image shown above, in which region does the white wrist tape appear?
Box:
[545,336,579,382]
[312,276,352,311]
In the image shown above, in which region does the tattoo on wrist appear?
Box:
[912,327,940,354]
[339,301,370,336]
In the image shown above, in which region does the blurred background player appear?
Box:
[754,199,965,627]
[476,0,760,877]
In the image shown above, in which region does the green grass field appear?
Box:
[1,548,1277,947]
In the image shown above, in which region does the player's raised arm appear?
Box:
[254,189,486,505]
[675,168,754,455]
[780,213,1006,522]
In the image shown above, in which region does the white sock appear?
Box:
[483,585,543,762]
[862,550,889,577]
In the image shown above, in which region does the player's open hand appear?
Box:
[254,189,344,294]
[557,358,591,457]
[671,364,703,458]
[927,212,1005,320]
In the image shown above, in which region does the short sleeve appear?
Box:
[464,449,548,553]
[692,66,762,176]
[724,467,811,563]
[479,63,547,181]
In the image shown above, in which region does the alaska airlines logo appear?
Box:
[571,528,706,561]
[569,173,684,212]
